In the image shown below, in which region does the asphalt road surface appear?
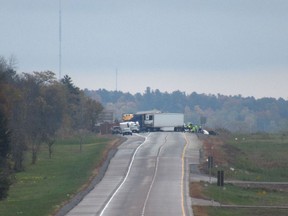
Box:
[66,132,198,216]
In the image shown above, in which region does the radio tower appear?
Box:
[59,0,62,79]
[116,68,118,91]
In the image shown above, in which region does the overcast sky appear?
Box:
[1,0,288,99]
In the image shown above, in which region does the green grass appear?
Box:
[206,207,288,216]
[197,133,288,216]
[216,133,288,182]
[203,183,288,206]
[197,182,288,216]
[0,135,112,216]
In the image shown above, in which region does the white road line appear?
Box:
[99,133,150,216]
[141,135,168,216]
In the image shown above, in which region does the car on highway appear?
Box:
[122,128,133,136]
[111,126,122,134]
[130,126,140,133]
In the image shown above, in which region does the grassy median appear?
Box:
[192,133,288,216]
[0,135,117,216]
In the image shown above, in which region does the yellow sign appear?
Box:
[122,114,134,121]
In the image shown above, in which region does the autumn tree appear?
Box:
[0,58,12,199]
[0,108,11,200]
[8,82,27,171]
[82,97,103,131]
[61,75,103,150]
[41,81,66,158]
[18,71,62,163]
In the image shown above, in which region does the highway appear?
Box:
[66,132,199,216]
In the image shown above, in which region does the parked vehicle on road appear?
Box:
[120,122,140,133]
[111,126,122,134]
[130,111,184,132]
[122,128,133,136]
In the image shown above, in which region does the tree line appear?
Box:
[0,57,103,199]
[2,54,288,199]
[85,87,288,133]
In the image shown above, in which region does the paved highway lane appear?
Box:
[101,132,187,216]
[65,132,198,216]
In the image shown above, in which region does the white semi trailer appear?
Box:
[142,112,184,132]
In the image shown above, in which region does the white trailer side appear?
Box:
[147,113,183,131]
[153,113,184,127]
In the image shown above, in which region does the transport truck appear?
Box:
[128,111,184,132]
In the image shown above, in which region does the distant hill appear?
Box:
[84,87,288,133]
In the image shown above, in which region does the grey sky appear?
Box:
[1,0,288,98]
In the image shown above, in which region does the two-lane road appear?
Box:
[66,132,197,216]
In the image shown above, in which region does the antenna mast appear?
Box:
[116,68,118,91]
[59,0,62,79]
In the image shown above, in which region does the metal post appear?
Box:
[208,156,213,183]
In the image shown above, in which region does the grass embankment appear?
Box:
[221,133,288,182]
[192,133,288,216]
[0,135,119,216]
[197,182,288,205]
[193,206,288,216]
